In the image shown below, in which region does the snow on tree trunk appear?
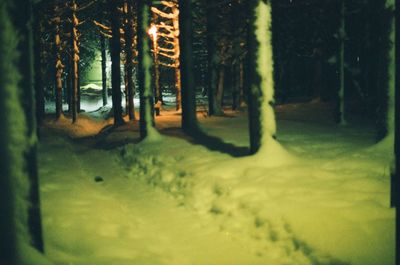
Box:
[179,0,199,132]
[1,1,47,263]
[245,0,294,165]
[247,0,276,153]
[172,5,182,111]
[138,0,160,140]
[109,0,125,126]
[0,4,24,263]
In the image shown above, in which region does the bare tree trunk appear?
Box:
[172,4,182,111]
[124,0,135,120]
[179,0,198,131]
[336,0,346,125]
[77,63,81,112]
[238,61,246,108]
[100,34,108,106]
[175,67,182,110]
[206,0,223,116]
[70,0,79,123]
[66,58,72,112]
[109,0,124,126]
[54,16,64,120]
[34,5,45,125]
[216,66,225,109]
[124,64,129,115]
[138,0,156,138]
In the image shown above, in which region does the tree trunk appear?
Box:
[206,0,223,116]
[70,0,79,123]
[1,2,44,262]
[138,0,156,139]
[393,0,399,257]
[0,3,21,262]
[172,4,181,111]
[232,64,239,110]
[246,0,276,154]
[216,65,225,108]
[66,57,72,112]
[238,61,246,108]
[179,0,198,132]
[101,34,108,106]
[175,67,182,111]
[124,0,135,120]
[152,34,161,115]
[336,0,346,125]
[77,63,81,112]
[54,16,63,120]
[109,0,124,126]
[33,5,45,125]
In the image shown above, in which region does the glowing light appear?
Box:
[148,24,157,40]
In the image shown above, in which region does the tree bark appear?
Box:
[54,16,64,120]
[0,3,21,263]
[172,4,182,111]
[179,0,198,132]
[70,0,79,123]
[33,5,45,125]
[216,65,225,108]
[100,34,108,106]
[206,0,223,116]
[336,0,346,125]
[1,2,44,261]
[124,0,135,120]
[246,0,276,154]
[109,0,124,126]
[138,0,156,139]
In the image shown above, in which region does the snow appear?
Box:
[38,102,395,265]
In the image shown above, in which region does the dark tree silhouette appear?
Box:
[179,0,198,132]
[1,1,44,263]
[109,0,124,126]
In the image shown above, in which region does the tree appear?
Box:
[336,0,347,125]
[109,0,125,126]
[151,0,182,111]
[138,0,158,139]
[179,0,198,132]
[34,3,46,125]
[1,1,44,263]
[69,0,80,123]
[123,0,136,120]
[100,33,108,106]
[246,0,276,154]
[53,14,64,120]
[206,0,223,116]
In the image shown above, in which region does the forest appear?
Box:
[0,0,399,264]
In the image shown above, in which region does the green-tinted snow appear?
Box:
[39,105,394,265]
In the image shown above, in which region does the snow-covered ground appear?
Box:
[38,101,395,265]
